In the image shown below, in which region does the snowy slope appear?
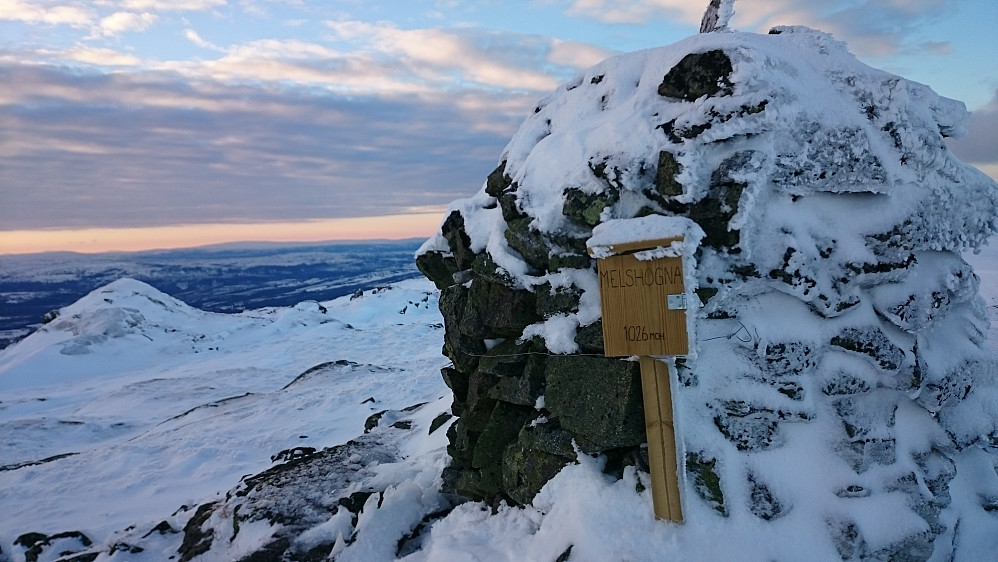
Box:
[0,278,450,560]
[1,242,997,561]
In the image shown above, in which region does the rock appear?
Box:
[545,355,645,451]
[440,210,476,271]
[747,472,787,520]
[653,150,683,198]
[429,412,453,434]
[364,411,387,433]
[503,423,578,505]
[471,402,535,470]
[460,278,539,339]
[14,531,95,562]
[414,22,998,555]
[489,354,545,406]
[573,321,605,354]
[687,452,726,515]
[476,338,529,377]
[460,370,501,432]
[688,151,754,249]
[504,217,550,271]
[438,284,485,372]
[830,327,905,372]
[485,161,512,198]
[178,503,217,562]
[562,187,616,227]
[548,252,592,272]
[441,366,469,407]
[416,250,459,290]
[657,49,734,101]
[535,282,582,318]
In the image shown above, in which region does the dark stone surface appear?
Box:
[654,150,683,197]
[460,278,539,339]
[438,284,485,373]
[503,423,578,505]
[504,217,550,272]
[657,49,734,101]
[485,161,512,198]
[415,251,458,290]
[562,187,616,227]
[687,452,726,516]
[545,355,645,452]
[441,210,476,271]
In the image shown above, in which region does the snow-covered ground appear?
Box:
[0,278,450,560]
[1,241,997,561]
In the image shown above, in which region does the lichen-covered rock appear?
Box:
[460,277,538,339]
[415,250,459,290]
[503,424,577,505]
[657,49,734,101]
[437,284,484,373]
[686,452,725,516]
[545,355,645,452]
[440,210,475,272]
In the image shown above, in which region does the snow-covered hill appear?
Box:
[0,278,451,561]
[0,239,423,349]
[1,242,997,560]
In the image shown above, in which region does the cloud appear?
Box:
[64,45,143,65]
[0,1,94,27]
[565,0,703,25]
[118,0,226,11]
[947,90,998,169]
[323,21,586,93]
[564,0,956,57]
[95,11,157,36]
[548,40,614,69]
[184,28,223,51]
[0,62,526,230]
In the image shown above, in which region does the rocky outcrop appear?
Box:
[418,24,998,560]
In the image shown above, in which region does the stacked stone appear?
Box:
[418,26,998,559]
[418,196,652,504]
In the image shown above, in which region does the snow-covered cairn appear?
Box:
[416,24,998,558]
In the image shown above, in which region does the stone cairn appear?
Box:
[417,24,998,559]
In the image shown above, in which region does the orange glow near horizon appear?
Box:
[0,213,446,255]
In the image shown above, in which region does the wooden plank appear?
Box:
[596,252,688,357]
[587,236,682,257]
[640,356,684,522]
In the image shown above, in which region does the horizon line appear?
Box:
[0,213,446,256]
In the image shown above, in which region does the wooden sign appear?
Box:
[589,235,688,523]
[591,237,689,357]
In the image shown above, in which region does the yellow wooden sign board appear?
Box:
[591,237,689,357]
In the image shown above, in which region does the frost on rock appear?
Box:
[417,24,998,559]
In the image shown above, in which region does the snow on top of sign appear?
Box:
[587,215,705,259]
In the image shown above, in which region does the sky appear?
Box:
[1,0,996,254]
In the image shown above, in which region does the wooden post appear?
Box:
[639,356,683,521]
[588,235,689,523]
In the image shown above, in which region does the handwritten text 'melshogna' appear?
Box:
[599,264,682,289]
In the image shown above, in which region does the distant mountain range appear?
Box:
[0,239,425,348]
